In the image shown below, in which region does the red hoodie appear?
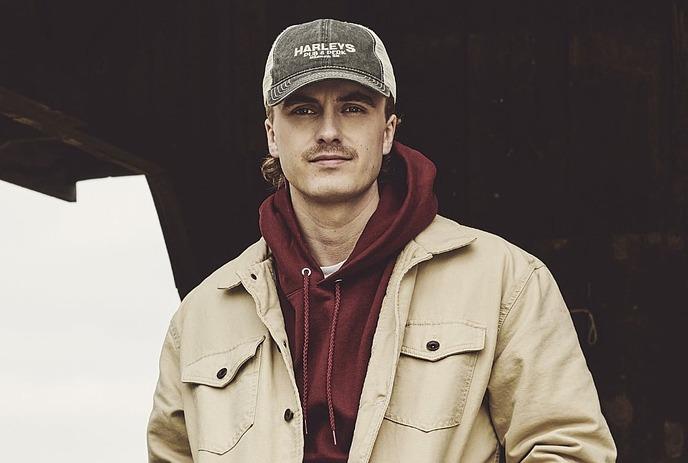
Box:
[259,141,438,462]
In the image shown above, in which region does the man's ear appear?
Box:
[265,117,279,157]
[382,114,398,155]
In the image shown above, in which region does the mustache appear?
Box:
[303,143,358,161]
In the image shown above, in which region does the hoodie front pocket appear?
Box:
[181,335,265,454]
[384,321,485,432]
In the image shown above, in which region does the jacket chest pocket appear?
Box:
[385,321,486,432]
[181,335,265,455]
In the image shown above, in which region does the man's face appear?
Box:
[264,79,397,204]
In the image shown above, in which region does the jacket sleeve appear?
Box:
[147,319,193,463]
[487,263,617,462]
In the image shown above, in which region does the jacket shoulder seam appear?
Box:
[168,320,182,351]
[168,289,198,351]
[497,262,545,332]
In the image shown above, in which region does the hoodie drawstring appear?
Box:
[300,268,342,447]
[327,279,342,446]
[301,267,311,436]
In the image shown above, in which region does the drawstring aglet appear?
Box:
[332,429,337,446]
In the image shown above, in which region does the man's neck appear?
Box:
[290,185,380,267]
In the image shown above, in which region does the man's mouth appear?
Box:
[310,154,351,161]
[308,153,353,165]
[303,144,358,166]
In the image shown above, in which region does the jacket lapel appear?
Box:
[348,216,477,462]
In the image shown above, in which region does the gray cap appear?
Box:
[262,19,397,107]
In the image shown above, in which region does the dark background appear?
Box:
[1,0,686,460]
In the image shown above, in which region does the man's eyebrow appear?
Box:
[281,94,320,108]
[336,91,376,107]
[281,90,378,108]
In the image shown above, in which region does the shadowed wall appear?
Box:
[1,1,686,460]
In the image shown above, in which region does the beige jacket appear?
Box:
[147,215,616,462]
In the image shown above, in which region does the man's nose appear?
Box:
[316,109,342,144]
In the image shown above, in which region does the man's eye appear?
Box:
[292,107,315,115]
[343,105,365,113]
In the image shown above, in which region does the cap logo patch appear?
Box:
[294,42,356,59]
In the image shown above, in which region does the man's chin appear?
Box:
[299,183,379,206]
[306,189,356,204]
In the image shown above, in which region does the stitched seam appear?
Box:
[383,413,460,429]
[323,19,330,66]
[183,367,258,386]
[455,348,479,425]
[169,321,182,351]
[360,26,383,77]
[270,65,385,88]
[360,249,430,461]
[184,336,264,367]
[405,320,486,328]
[249,279,305,430]
[498,264,539,333]
[401,342,482,358]
[364,248,415,364]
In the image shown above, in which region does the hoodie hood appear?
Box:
[260,141,438,289]
[259,141,438,461]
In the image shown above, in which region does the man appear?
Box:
[148,19,616,462]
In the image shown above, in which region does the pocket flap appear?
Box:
[401,321,485,361]
[181,335,265,387]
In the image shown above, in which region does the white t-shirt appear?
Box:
[320,260,345,279]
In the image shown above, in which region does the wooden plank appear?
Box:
[0,86,161,175]
[0,85,199,298]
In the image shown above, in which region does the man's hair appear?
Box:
[261,96,398,189]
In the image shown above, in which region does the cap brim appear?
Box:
[266,68,390,106]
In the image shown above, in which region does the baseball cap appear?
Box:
[262,19,396,107]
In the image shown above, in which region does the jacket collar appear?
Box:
[216,238,272,290]
[412,215,477,255]
[216,215,477,290]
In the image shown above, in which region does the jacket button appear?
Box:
[216,368,228,379]
[426,340,440,351]
[283,408,294,422]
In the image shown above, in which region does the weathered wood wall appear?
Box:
[1,1,686,459]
